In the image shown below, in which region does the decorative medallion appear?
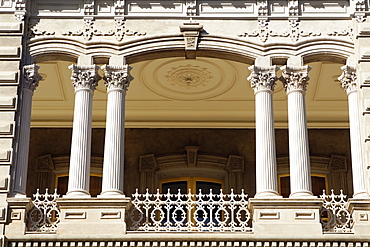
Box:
[140,58,237,101]
[165,64,212,89]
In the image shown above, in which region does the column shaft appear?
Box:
[66,65,100,198]
[248,65,279,197]
[338,66,367,198]
[100,65,132,197]
[282,65,313,198]
[67,89,93,196]
[287,90,312,196]
[13,65,42,197]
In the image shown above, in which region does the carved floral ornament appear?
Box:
[338,65,357,94]
[238,19,353,43]
[248,65,278,93]
[101,65,134,92]
[23,64,43,92]
[281,65,311,92]
[69,64,101,91]
[165,64,213,89]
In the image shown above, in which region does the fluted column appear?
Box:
[248,65,280,197]
[65,65,100,198]
[282,65,313,197]
[338,66,367,198]
[13,64,43,197]
[100,65,133,197]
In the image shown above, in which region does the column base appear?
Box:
[348,197,370,235]
[255,190,282,198]
[98,190,125,198]
[64,189,91,198]
[56,198,131,235]
[290,190,315,198]
[249,198,323,236]
[5,197,32,236]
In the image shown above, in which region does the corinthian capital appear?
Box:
[102,64,133,92]
[23,64,43,92]
[69,64,101,91]
[248,65,278,93]
[338,65,357,94]
[281,65,311,93]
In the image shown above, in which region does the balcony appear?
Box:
[25,189,352,235]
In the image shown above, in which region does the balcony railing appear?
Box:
[25,189,353,234]
[320,190,352,233]
[27,189,60,233]
[128,189,252,232]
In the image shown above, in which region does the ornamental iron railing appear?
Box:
[320,189,352,233]
[27,189,60,233]
[128,189,252,232]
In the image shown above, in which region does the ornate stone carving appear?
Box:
[84,0,95,15]
[186,0,196,16]
[329,155,347,172]
[114,0,125,15]
[115,17,125,42]
[102,65,133,92]
[139,154,157,172]
[226,155,244,172]
[185,146,199,167]
[328,27,353,38]
[338,65,357,94]
[248,65,278,93]
[36,154,54,172]
[69,64,101,91]
[83,17,94,41]
[281,65,311,92]
[23,64,43,92]
[165,64,212,89]
[258,18,269,43]
[288,0,299,16]
[257,0,268,16]
[180,22,203,58]
[15,0,26,21]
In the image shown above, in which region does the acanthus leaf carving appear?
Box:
[102,64,133,92]
[248,65,278,93]
[23,64,43,92]
[281,65,311,93]
[69,64,101,91]
[338,65,357,94]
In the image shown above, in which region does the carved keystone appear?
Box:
[180,22,203,59]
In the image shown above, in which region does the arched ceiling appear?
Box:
[31,57,348,128]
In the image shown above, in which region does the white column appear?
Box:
[248,65,280,197]
[65,65,100,198]
[13,64,43,197]
[338,65,367,198]
[281,64,313,198]
[100,64,133,197]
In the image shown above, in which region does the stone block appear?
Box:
[56,198,131,236]
[249,198,323,236]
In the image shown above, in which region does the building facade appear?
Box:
[0,0,370,246]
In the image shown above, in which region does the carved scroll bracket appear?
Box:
[180,22,203,59]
